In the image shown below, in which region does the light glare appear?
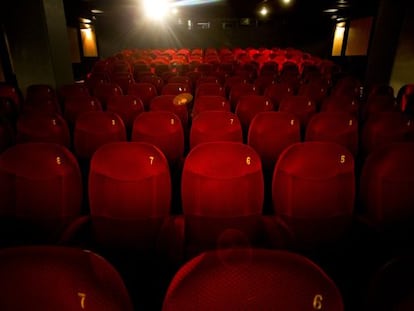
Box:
[143,0,171,20]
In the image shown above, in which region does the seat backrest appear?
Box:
[0,143,82,245]
[0,246,133,311]
[89,142,171,250]
[163,248,344,311]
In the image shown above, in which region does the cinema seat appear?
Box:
[74,111,126,159]
[320,95,359,117]
[0,246,133,311]
[305,112,359,156]
[192,95,230,118]
[190,111,243,150]
[0,143,82,245]
[92,82,123,109]
[359,142,414,229]
[272,142,355,249]
[248,111,301,173]
[163,248,344,311]
[264,82,295,110]
[127,82,158,110]
[235,94,274,137]
[150,95,189,129]
[16,113,71,148]
[63,96,103,127]
[132,111,184,166]
[279,95,316,129]
[361,112,414,156]
[106,94,144,130]
[181,142,264,257]
[228,82,258,111]
[88,142,171,250]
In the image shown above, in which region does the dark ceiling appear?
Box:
[64,0,380,25]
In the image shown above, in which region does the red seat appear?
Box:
[235,95,274,135]
[136,74,164,95]
[128,82,158,110]
[92,82,123,109]
[106,95,144,129]
[361,112,414,156]
[161,83,190,96]
[0,119,14,153]
[264,82,295,109]
[0,246,133,311]
[305,112,359,156]
[132,111,184,166]
[16,113,70,148]
[0,143,82,245]
[190,111,243,150]
[163,248,344,311]
[26,84,56,103]
[248,111,301,172]
[320,95,359,117]
[362,95,398,121]
[63,96,103,126]
[228,83,258,111]
[272,142,355,248]
[279,95,316,129]
[150,95,189,128]
[360,142,414,228]
[74,111,126,159]
[59,83,90,101]
[195,83,225,98]
[89,142,171,249]
[0,84,22,111]
[192,95,230,118]
[181,142,264,256]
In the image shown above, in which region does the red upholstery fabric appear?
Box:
[132,111,184,165]
[0,246,133,310]
[128,82,158,110]
[150,95,189,128]
[272,142,355,248]
[306,112,359,156]
[264,82,295,109]
[190,111,243,150]
[89,142,171,249]
[74,111,126,159]
[63,96,102,126]
[235,95,274,134]
[360,142,414,227]
[16,113,70,147]
[106,95,144,129]
[163,248,344,311]
[248,111,301,172]
[279,95,316,128]
[0,143,82,244]
[192,95,230,118]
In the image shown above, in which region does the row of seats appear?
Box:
[2,245,414,310]
[0,140,413,250]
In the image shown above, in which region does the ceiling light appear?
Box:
[91,9,104,14]
[323,8,339,13]
[79,17,92,23]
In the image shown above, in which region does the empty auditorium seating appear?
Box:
[150,95,189,128]
[106,94,144,130]
[88,142,171,250]
[26,84,57,103]
[306,112,359,156]
[359,142,414,229]
[74,111,126,159]
[59,83,90,101]
[264,82,295,109]
[190,111,243,149]
[279,95,316,129]
[181,142,264,256]
[92,82,123,109]
[192,95,230,118]
[163,248,344,311]
[228,82,258,111]
[16,113,71,147]
[132,111,184,166]
[195,82,225,98]
[235,94,274,136]
[0,246,134,310]
[320,95,359,117]
[0,83,22,111]
[127,82,158,110]
[248,111,301,172]
[361,112,414,156]
[0,143,82,245]
[362,95,398,121]
[272,142,355,249]
[63,96,103,127]
[161,83,190,96]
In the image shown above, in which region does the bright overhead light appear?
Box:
[259,6,269,16]
[323,8,339,13]
[79,17,92,23]
[143,0,171,21]
[282,0,291,4]
[91,9,104,14]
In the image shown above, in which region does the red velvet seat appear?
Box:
[163,248,344,311]
[0,246,133,311]
[272,142,355,248]
[0,143,82,245]
[89,142,171,250]
[279,95,316,129]
[235,95,274,135]
[192,95,230,118]
[106,95,144,129]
